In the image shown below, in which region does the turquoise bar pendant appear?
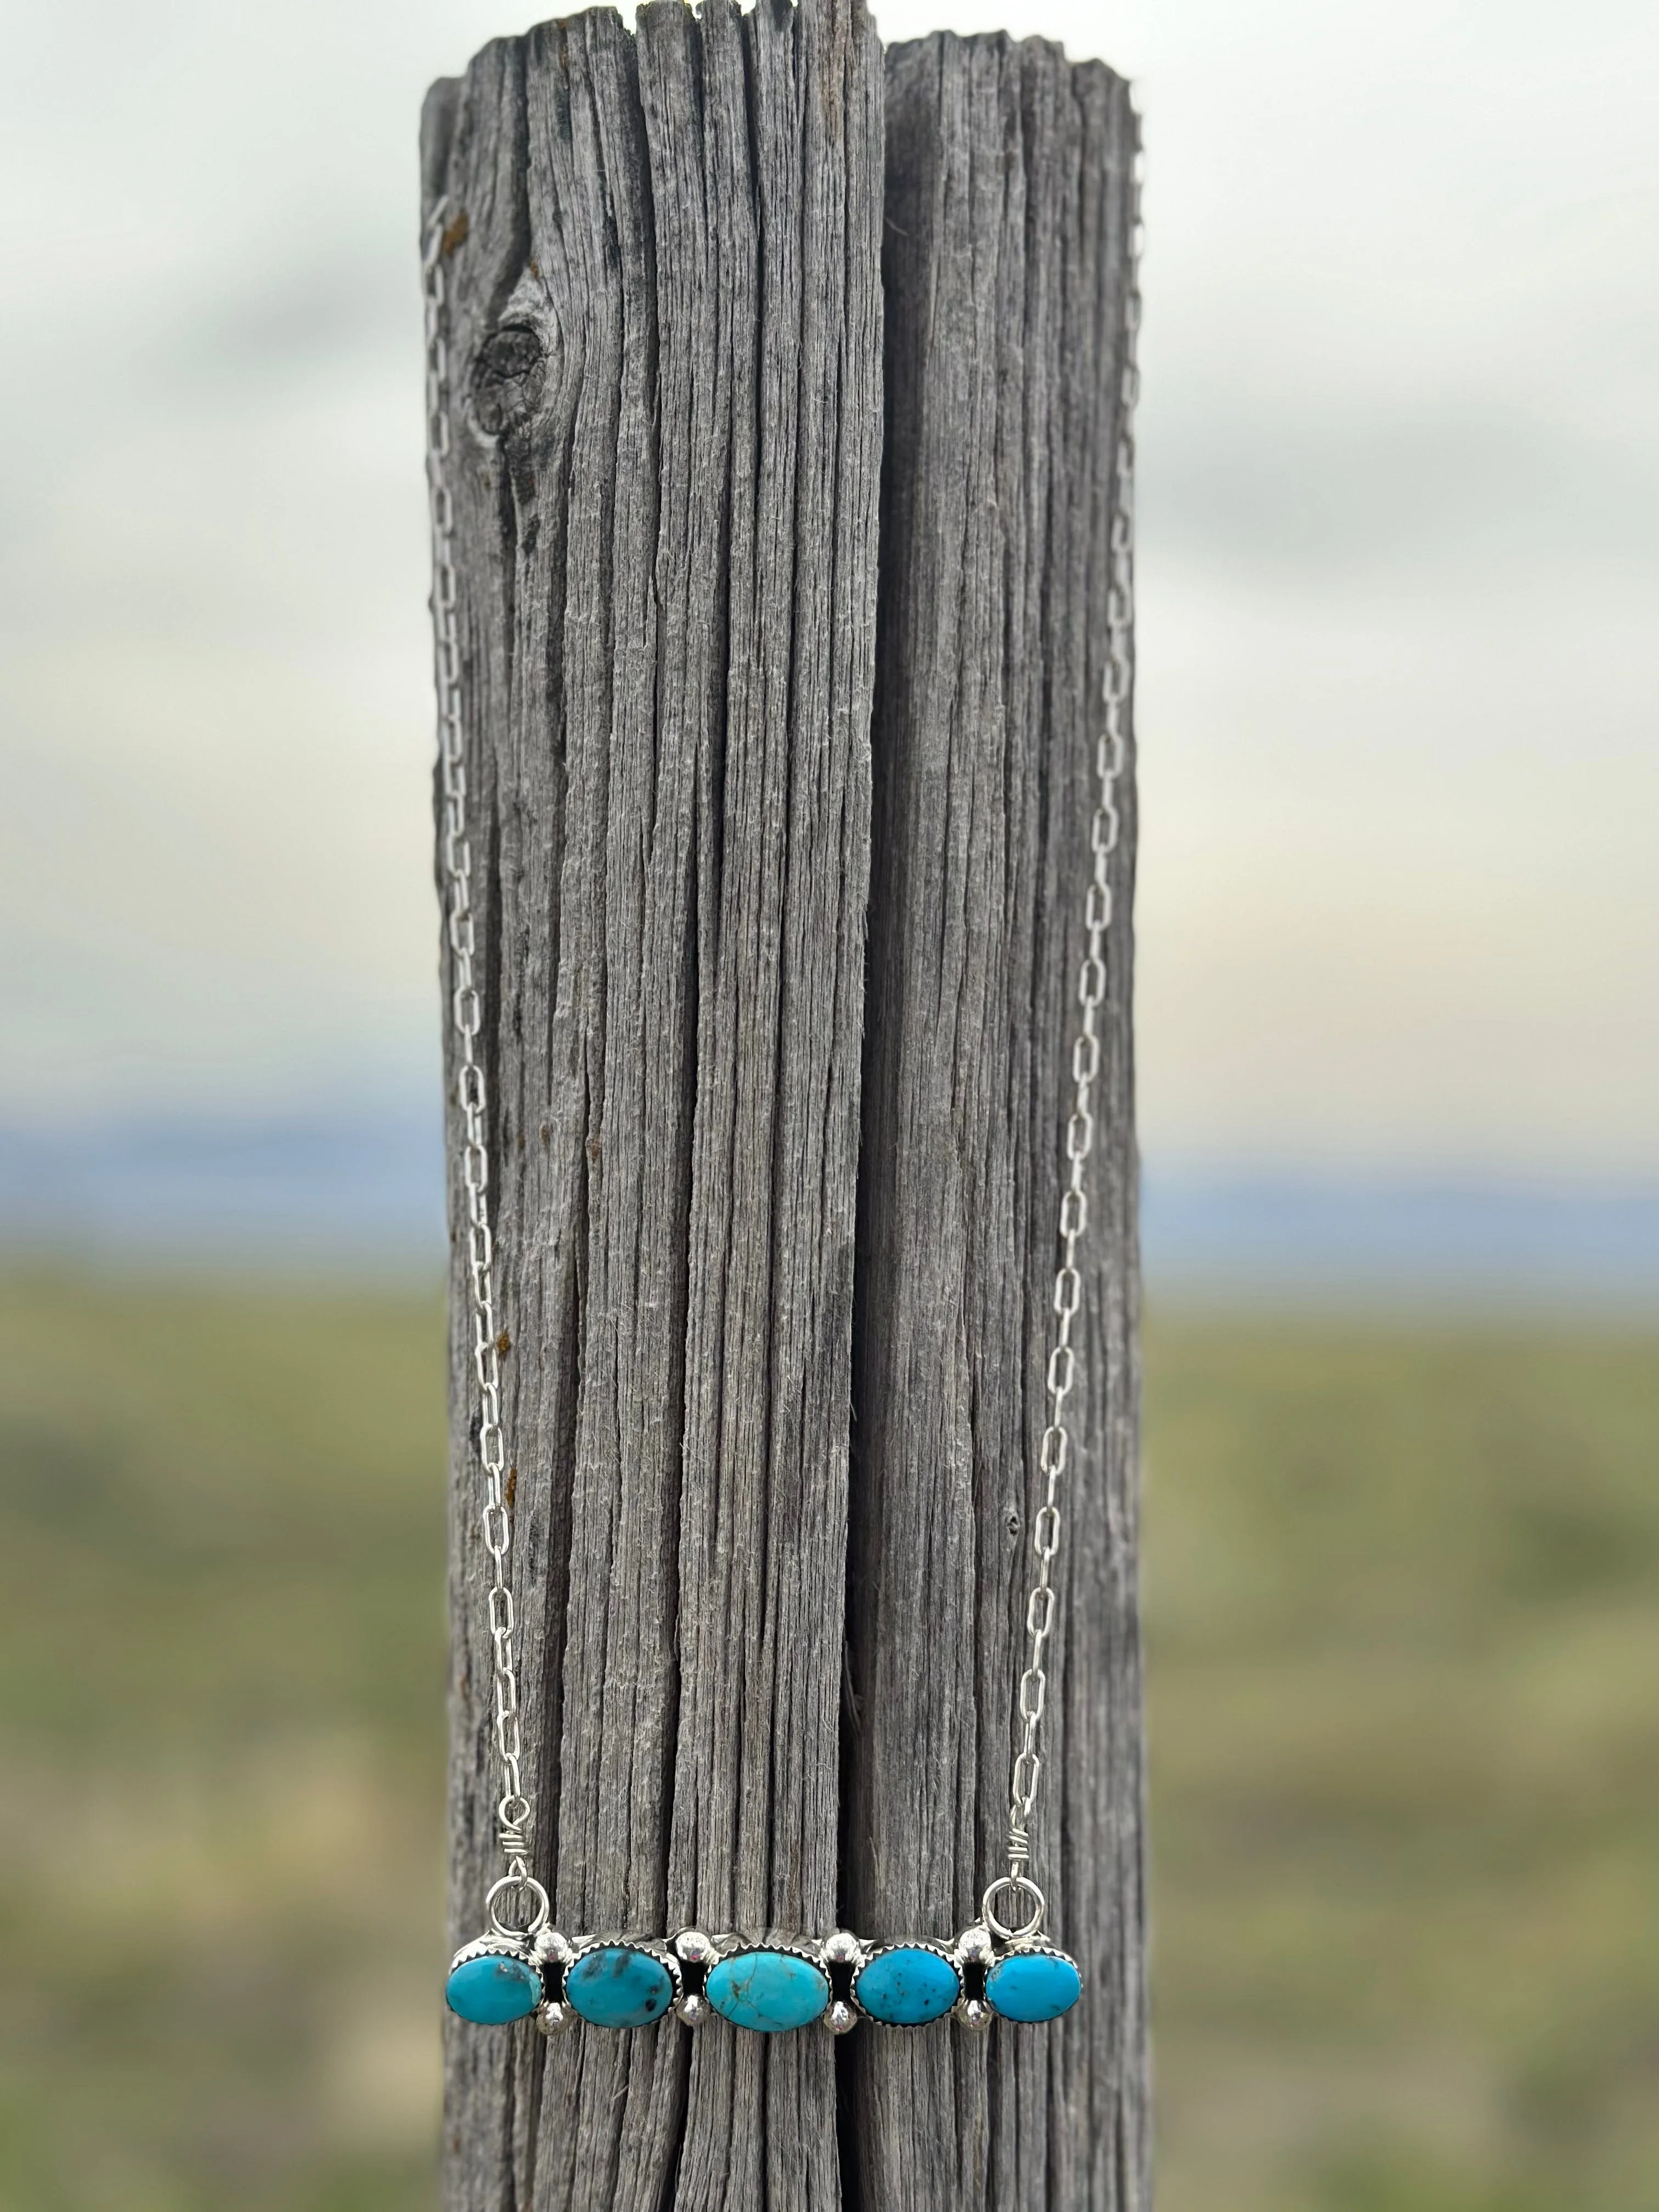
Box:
[444,1920,1081,2034]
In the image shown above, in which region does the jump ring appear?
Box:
[486,1872,550,1943]
[981,1874,1046,1944]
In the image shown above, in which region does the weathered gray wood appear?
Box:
[844,33,1147,2212]
[426,12,1143,2209]
[423,1,881,2204]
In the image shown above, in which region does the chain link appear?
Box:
[425,131,1139,1919]
[1007,137,1143,1893]
[424,200,533,1889]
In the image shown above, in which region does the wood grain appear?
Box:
[425,11,1142,2207]
[846,35,1147,2209]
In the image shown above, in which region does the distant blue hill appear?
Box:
[0,1112,445,1274]
[0,1115,1655,1307]
[1144,1173,1659,1310]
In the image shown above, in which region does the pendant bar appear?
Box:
[445,1924,1083,2032]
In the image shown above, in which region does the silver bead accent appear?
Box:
[673,1928,715,1966]
[535,2000,572,2036]
[821,1928,864,1967]
[676,1991,709,2027]
[533,1926,575,1966]
[956,1923,995,1966]
[825,1999,858,2036]
[957,1996,992,2032]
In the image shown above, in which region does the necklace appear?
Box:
[422,143,1141,2042]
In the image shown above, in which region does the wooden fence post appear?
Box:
[424,8,1143,2208]
[848,35,1147,2209]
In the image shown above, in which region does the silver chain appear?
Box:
[424,200,535,1900]
[1003,142,1142,1910]
[424,137,1139,1942]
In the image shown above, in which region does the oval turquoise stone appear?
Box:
[564,1945,676,2029]
[854,1945,960,2025]
[706,1949,829,2033]
[985,1949,1082,2024]
[446,1951,543,2024]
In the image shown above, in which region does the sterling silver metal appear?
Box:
[449,1932,537,1973]
[486,1871,549,1944]
[981,1873,1047,1946]
[424,198,537,1910]
[1005,133,1143,1911]
[846,1938,962,2029]
[426,108,1143,2020]
[445,1908,1084,2033]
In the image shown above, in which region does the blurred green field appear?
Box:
[0,1272,1655,2210]
[1148,1317,1659,2212]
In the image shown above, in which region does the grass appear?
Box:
[0,1270,1655,2208]
[1147,1319,1659,2212]
[0,1273,448,2212]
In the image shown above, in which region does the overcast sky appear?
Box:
[2,0,1654,1180]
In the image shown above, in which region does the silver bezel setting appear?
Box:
[710,1932,827,1969]
[989,1938,1081,1971]
[561,1936,683,2030]
[849,1938,963,2028]
[449,1932,538,1976]
[704,1935,833,2029]
[445,1932,547,2026]
[981,1938,1084,2023]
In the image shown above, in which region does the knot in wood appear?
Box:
[470,324,546,436]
